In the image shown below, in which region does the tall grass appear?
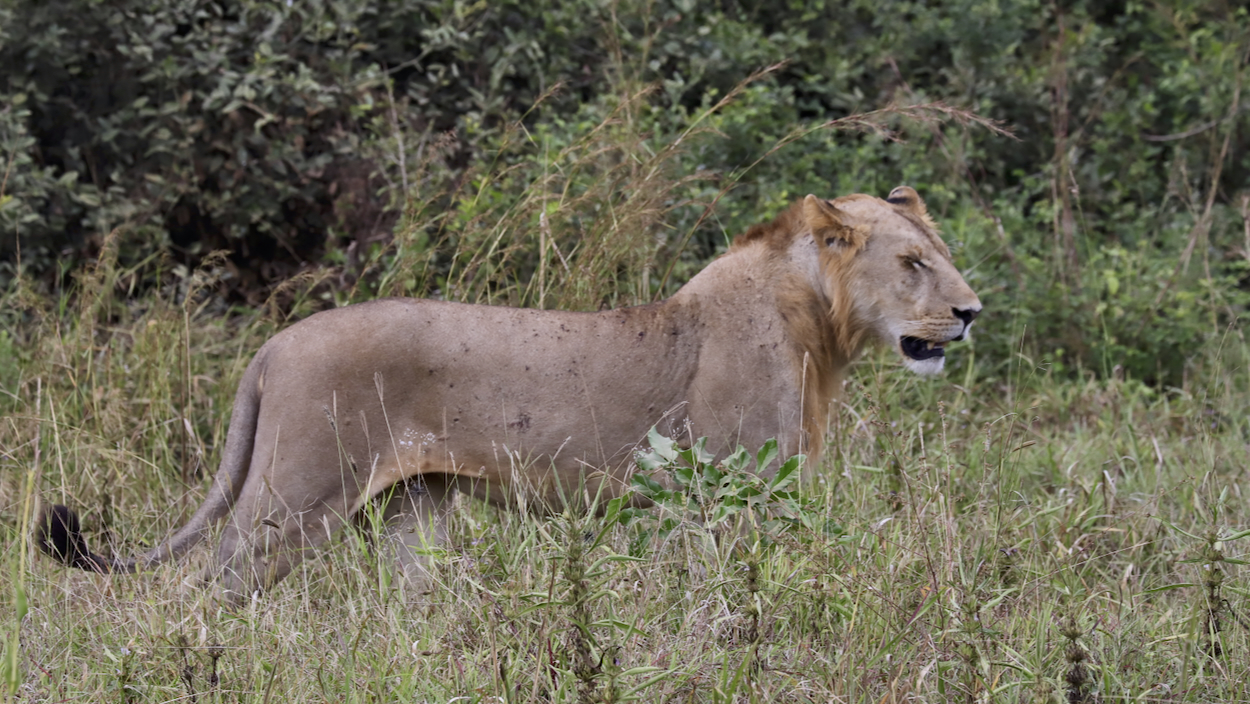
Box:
[4,76,1250,704]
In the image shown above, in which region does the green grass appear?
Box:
[4,287,1250,702]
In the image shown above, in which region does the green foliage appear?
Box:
[4,0,1250,385]
[1,0,387,287]
[353,84,717,310]
[0,0,622,291]
[627,428,842,545]
[0,328,21,403]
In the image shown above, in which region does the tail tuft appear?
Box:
[37,505,109,573]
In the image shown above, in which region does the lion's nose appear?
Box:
[953,307,980,325]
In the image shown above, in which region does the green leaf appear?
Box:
[630,474,665,497]
[713,479,745,502]
[619,665,666,676]
[820,519,845,536]
[702,464,724,487]
[672,465,695,489]
[658,517,680,539]
[11,584,24,624]
[616,507,650,526]
[1141,583,1198,594]
[622,670,673,698]
[603,495,626,526]
[710,504,741,524]
[690,437,714,466]
[769,455,804,492]
[587,554,648,573]
[721,447,748,474]
[1,583,24,696]
[590,619,651,637]
[755,437,778,471]
[646,426,679,463]
[1157,519,1202,541]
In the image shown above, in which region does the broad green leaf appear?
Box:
[634,450,667,474]
[723,446,750,473]
[755,438,778,471]
[673,465,695,488]
[769,455,804,492]
[690,437,714,466]
[647,426,679,463]
[630,474,665,495]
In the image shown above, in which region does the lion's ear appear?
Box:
[803,194,862,249]
[886,186,936,228]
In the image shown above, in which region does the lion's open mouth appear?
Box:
[900,336,946,361]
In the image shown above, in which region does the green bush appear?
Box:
[3,0,1247,384]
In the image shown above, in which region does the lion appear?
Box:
[39,186,981,601]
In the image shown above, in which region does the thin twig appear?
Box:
[1143,103,1247,142]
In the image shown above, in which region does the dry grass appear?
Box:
[4,81,1250,704]
[6,270,1250,702]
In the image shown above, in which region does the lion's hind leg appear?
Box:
[376,474,453,587]
[210,466,361,604]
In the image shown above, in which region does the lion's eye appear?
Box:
[903,257,926,271]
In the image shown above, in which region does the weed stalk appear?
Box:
[563,517,600,703]
[1200,530,1226,657]
[1060,616,1091,704]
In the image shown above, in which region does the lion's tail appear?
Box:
[37,354,266,574]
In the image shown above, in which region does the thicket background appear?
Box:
[3,0,1248,386]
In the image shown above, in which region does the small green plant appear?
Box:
[625,427,839,546]
[1153,522,1250,659]
[522,505,663,704]
[623,428,849,693]
[104,644,139,704]
[951,595,995,704]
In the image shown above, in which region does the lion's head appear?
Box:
[804,186,981,375]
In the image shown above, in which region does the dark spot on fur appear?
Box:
[508,413,532,433]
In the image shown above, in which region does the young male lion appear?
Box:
[40,186,981,601]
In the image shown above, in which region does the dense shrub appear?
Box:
[0,0,617,296]
[2,0,1247,383]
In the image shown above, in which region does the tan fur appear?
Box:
[41,187,981,601]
